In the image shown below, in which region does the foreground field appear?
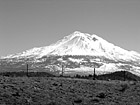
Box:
[0,76,140,105]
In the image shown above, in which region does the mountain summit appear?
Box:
[47,31,140,61]
[3,31,140,61]
[1,31,140,76]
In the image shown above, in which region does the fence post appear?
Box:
[61,64,64,77]
[26,64,29,77]
[93,67,96,80]
[123,70,125,81]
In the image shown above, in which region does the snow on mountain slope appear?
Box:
[2,31,140,62]
[64,63,118,75]
[48,31,139,61]
[1,31,140,76]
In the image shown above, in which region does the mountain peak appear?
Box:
[73,31,93,36]
[1,31,140,76]
[72,31,88,37]
[2,31,140,62]
[72,31,100,41]
[73,31,82,34]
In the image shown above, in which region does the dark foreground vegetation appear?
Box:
[0,71,140,81]
[0,74,140,104]
[0,71,55,77]
[75,71,140,81]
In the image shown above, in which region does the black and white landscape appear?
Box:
[1,0,140,105]
[1,31,140,76]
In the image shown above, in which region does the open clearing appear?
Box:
[0,76,140,105]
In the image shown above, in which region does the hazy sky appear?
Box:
[0,0,140,56]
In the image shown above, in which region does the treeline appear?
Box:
[97,71,140,81]
[74,74,96,79]
[74,71,140,81]
[0,71,55,77]
[0,71,140,81]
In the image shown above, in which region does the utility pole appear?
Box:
[123,70,125,81]
[59,56,64,77]
[93,67,96,80]
[26,64,29,77]
[61,64,64,77]
[58,55,67,77]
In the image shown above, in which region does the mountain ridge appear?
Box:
[1,31,140,76]
[2,31,140,61]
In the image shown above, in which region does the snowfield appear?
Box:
[1,31,140,76]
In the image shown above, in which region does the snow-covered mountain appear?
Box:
[1,31,140,76]
[2,31,140,61]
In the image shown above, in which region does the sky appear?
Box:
[0,0,140,56]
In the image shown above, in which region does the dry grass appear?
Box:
[0,76,140,105]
